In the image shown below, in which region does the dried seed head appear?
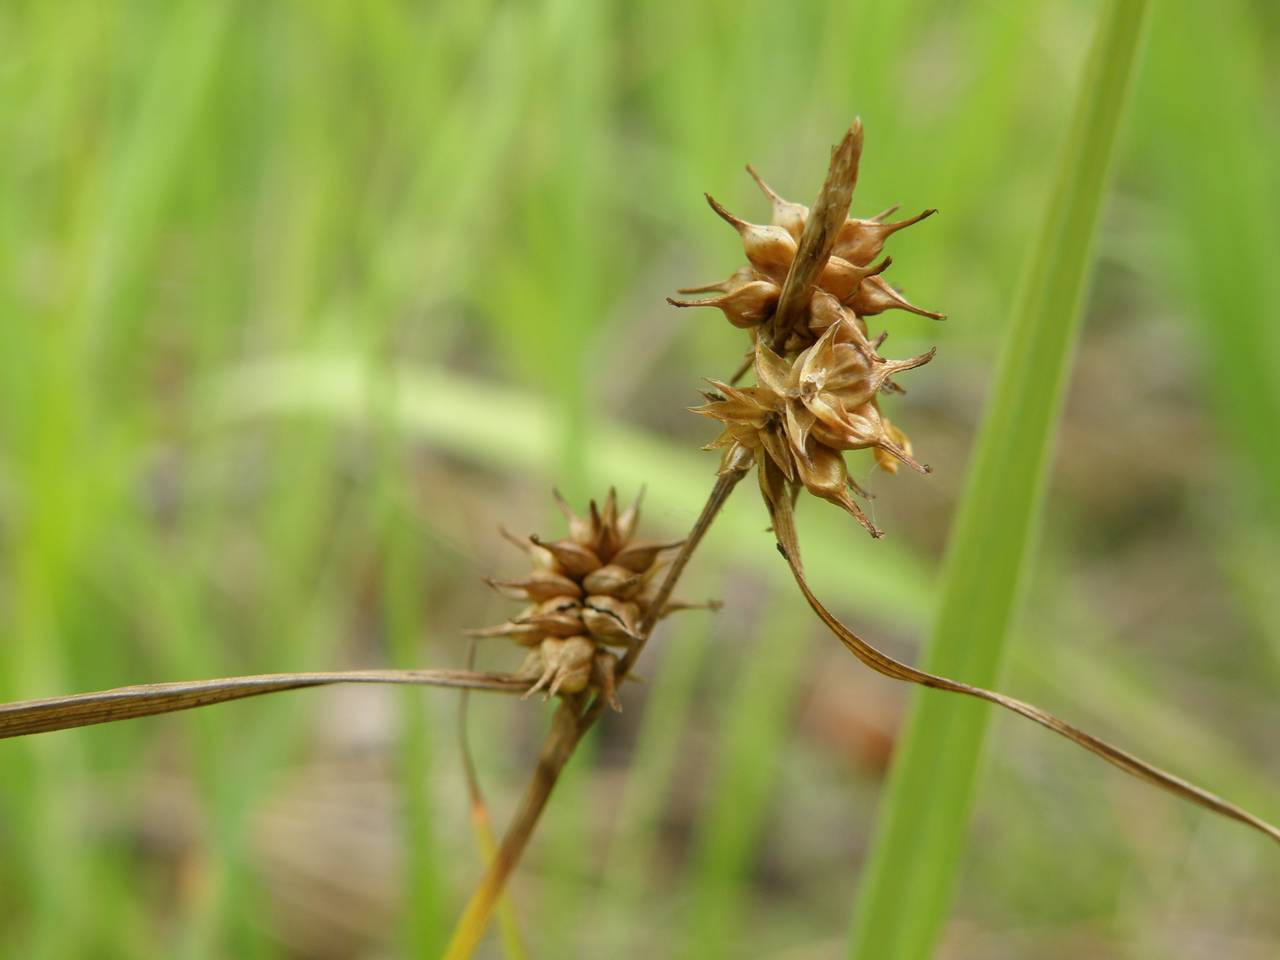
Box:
[679,123,944,534]
[677,155,937,354]
[474,490,710,703]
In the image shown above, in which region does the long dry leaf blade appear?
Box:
[0,670,529,740]
[769,498,1280,845]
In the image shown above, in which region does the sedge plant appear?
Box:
[2,114,1277,960]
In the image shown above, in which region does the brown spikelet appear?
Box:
[675,121,943,534]
[474,491,698,703]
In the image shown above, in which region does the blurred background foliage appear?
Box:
[1,0,1278,957]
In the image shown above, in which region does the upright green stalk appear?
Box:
[849,3,1151,958]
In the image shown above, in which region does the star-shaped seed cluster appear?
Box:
[673,147,943,537]
[472,490,689,705]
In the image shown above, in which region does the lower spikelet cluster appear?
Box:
[472,490,689,707]
[673,126,943,537]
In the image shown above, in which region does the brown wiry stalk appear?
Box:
[764,487,1280,846]
[0,669,529,740]
[443,467,748,959]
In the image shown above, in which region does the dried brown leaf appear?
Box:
[0,669,528,740]
[765,490,1280,846]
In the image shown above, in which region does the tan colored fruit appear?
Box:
[474,490,700,705]
[675,130,944,534]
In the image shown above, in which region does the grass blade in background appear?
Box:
[849,3,1152,958]
[679,598,814,960]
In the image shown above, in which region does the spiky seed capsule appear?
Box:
[817,254,891,303]
[689,165,942,351]
[475,490,702,706]
[692,309,935,537]
[849,274,945,320]
[833,208,936,265]
[706,194,798,282]
[581,563,643,597]
[676,128,944,535]
[667,279,780,329]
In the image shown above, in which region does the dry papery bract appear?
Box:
[0,119,1276,960]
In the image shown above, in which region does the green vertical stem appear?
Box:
[848,3,1151,958]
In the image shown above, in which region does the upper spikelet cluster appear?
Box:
[472,490,688,706]
[673,124,943,537]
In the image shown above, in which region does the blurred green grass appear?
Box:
[2,1,1278,957]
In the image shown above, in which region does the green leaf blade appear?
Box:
[848,3,1153,958]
